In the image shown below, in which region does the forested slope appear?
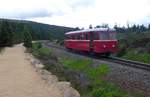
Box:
[0,18,77,47]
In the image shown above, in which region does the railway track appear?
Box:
[101,57,150,71]
[43,41,150,71]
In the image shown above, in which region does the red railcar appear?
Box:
[64,28,118,56]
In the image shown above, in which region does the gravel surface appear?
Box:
[0,44,80,97]
[44,43,150,97]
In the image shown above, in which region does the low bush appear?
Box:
[32,42,42,49]
[31,42,52,59]
[145,42,150,53]
[60,57,135,97]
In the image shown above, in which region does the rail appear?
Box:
[43,41,150,71]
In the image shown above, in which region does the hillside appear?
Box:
[0,18,77,41]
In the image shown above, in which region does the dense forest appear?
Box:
[0,18,77,47]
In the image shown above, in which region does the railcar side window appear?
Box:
[71,35,75,39]
[73,34,78,39]
[80,34,84,40]
[67,35,71,39]
[70,35,74,39]
[100,32,109,40]
[77,35,81,40]
[99,32,116,40]
[93,32,99,40]
[85,34,89,40]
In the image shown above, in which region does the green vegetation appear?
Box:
[123,53,150,64]
[60,57,109,79]
[114,24,150,33]
[29,42,65,80]
[23,26,32,48]
[30,42,52,58]
[0,18,77,47]
[29,42,139,97]
[60,57,136,97]
[112,24,150,64]
[0,48,4,53]
[116,31,150,64]
[0,20,15,47]
[61,58,93,71]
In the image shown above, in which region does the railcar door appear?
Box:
[77,33,90,51]
[89,31,94,52]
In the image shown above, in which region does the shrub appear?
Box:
[23,26,32,48]
[123,53,150,64]
[116,39,128,57]
[32,42,42,49]
[145,42,150,53]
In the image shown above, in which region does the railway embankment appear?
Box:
[29,41,150,97]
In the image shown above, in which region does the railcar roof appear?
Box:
[65,28,116,35]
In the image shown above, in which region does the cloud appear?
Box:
[0,0,66,19]
[0,0,150,28]
[66,0,94,10]
[0,9,52,19]
[19,9,51,19]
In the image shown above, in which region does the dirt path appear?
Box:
[0,44,80,97]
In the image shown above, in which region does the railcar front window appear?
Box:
[110,33,116,40]
[100,32,109,40]
[100,32,116,40]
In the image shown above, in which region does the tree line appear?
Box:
[91,23,150,33]
[0,20,32,47]
[0,19,76,47]
[114,24,150,33]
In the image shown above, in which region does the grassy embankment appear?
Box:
[29,42,141,97]
[122,52,150,64]
[116,32,150,64]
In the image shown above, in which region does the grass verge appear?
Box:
[122,53,150,64]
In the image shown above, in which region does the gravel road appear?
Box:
[0,44,80,97]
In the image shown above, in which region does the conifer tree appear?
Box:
[23,26,32,47]
[0,21,14,47]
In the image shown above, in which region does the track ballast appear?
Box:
[43,41,150,72]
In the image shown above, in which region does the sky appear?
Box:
[0,0,150,28]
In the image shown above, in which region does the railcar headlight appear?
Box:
[112,45,115,47]
[103,45,106,48]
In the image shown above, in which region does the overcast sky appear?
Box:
[0,0,150,28]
